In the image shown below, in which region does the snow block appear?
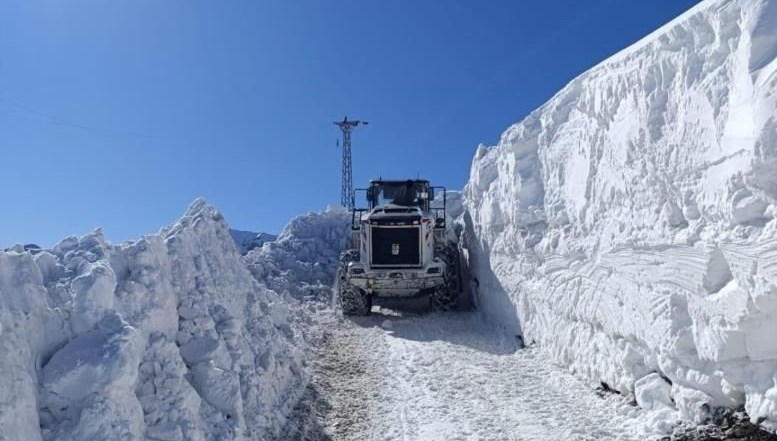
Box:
[635,374,673,411]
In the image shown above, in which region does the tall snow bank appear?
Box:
[0,199,305,441]
[243,206,350,300]
[464,0,777,432]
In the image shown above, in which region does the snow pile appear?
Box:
[464,0,777,432]
[0,199,305,441]
[229,229,277,255]
[243,206,351,300]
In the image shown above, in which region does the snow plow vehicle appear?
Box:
[336,179,461,315]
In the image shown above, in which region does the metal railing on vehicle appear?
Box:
[431,186,447,229]
[351,188,369,230]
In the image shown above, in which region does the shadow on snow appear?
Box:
[348,307,521,356]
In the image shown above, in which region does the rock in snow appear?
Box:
[464,0,777,433]
[0,199,306,441]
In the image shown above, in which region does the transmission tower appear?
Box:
[334,116,367,210]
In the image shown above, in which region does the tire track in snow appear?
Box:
[285,308,647,440]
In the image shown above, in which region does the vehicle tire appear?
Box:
[430,244,460,311]
[340,286,371,316]
[336,250,371,316]
[429,285,456,311]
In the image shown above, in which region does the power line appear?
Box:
[0,94,157,139]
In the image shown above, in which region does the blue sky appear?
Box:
[1,0,700,246]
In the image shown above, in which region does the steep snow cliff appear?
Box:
[0,200,305,441]
[465,0,777,431]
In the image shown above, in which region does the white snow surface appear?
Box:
[464,0,777,432]
[286,309,647,440]
[0,199,306,441]
[243,206,351,300]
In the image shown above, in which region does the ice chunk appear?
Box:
[41,313,141,406]
[635,373,673,411]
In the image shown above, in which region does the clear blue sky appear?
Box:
[1,0,700,247]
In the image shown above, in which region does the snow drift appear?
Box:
[243,207,351,300]
[0,199,305,441]
[464,0,777,432]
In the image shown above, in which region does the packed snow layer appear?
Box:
[464,0,777,432]
[0,199,306,441]
[288,310,646,441]
[229,229,277,255]
[243,206,351,300]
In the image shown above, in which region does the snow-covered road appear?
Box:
[284,307,647,441]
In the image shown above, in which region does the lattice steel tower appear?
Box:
[334,116,367,210]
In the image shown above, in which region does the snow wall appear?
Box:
[464,0,777,431]
[0,199,305,441]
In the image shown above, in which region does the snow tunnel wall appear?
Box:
[0,199,306,441]
[464,0,777,429]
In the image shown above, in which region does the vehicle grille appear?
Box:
[371,226,420,266]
